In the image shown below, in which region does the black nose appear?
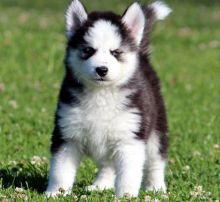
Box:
[96,66,108,77]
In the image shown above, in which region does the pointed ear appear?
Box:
[65,0,88,38]
[122,2,145,46]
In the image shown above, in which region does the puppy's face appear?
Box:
[65,0,145,87]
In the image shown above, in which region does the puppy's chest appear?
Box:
[58,89,141,151]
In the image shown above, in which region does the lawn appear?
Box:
[0,0,220,201]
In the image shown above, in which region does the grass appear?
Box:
[0,0,220,201]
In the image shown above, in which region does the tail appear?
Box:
[148,1,172,21]
[140,1,172,54]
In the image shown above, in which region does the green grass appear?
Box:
[0,0,220,201]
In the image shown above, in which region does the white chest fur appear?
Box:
[57,88,141,161]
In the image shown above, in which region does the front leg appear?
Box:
[46,142,81,197]
[113,140,145,198]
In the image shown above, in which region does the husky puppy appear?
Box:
[46,0,171,198]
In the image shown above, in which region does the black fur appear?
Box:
[123,54,168,158]
[50,71,83,152]
[140,5,158,54]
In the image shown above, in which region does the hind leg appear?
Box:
[145,132,167,192]
[86,164,115,191]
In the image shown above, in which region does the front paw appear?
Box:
[45,190,59,198]
[86,184,113,192]
[45,188,71,197]
[115,186,139,198]
[145,183,167,193]
[86,185,100,192]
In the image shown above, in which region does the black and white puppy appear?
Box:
[46,0,171,198]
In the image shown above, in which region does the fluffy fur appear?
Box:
[46,0,171,198]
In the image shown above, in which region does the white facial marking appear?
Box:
[85,20,122,51]
[67,20,138,87]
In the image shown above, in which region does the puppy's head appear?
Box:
[65,0,145,88]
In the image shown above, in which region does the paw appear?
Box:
[86,184,114,192]
[116,191,138,198]
[86,185,100,192]
[145,183,167,193]
[45,188,71,197]
[45,191,60,198]
[115,187,139,198]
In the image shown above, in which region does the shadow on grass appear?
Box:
[0,166,89,195]
[0,165,47,193]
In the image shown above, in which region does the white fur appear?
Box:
[122,2,145,45]
[145,131,166,192]
[46,87,146,197]
[85,20,122,51]
[114,141,146,197]
[57,88,141,162]
[46,87,167,197]
[46,92,167,197]
[149,1,172,20]
[46,142,81,197]
[66,0,87,38]
[68,20,138,87]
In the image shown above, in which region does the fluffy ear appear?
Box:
[66,0,88,38]
[122,2,145,46]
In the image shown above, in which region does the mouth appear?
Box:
[93,77,113,86]
[94,78,109,82]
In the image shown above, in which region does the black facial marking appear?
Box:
[110,49,123,60]
[80,47,96,60]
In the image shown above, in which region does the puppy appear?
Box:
[46,0,171,198]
